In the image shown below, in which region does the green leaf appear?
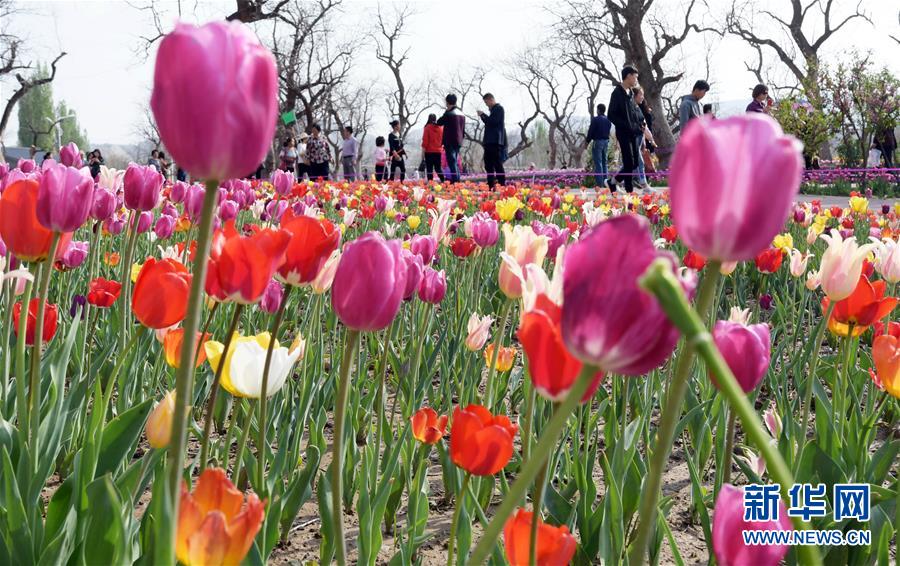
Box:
[0,447,33,564]
[82,475,128,566]
[95,398,153,478]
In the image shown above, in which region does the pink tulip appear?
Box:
[154,214,176,239]
[17,159,35,173]
[469,213,499,248]
[59,142,82,168]
[410,234,437,265]
[669,114,803,262]
[150,20,278,181]
[184,184,206,220]
[311,249,340,295]
[418,267,446,304]
[271,169,294,196]
[465,312,493,351]
[331,232,407,331]
[123,164,163,211]
[713,484,791,566]
[712,320,771,393]
[104,213,126,235]
[499,224,548,300]
[59,240,89,268]
[561,215,691,375]
[260,279,284,313]
[136,211,154,233]
[91,186,117,221]
[401,248,424,300]
[37,162,94,233]
[170,180,188,203]
[218,199,239,222]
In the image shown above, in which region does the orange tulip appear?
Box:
[163,328,211,368]
[484,343,516,372]
[146,390,175,448]
[872,335,900,398]
[822,275,898,337]
[104,252,121,266]
[0,179,72,262]
[176,468,265,566]
[450,404,517,476]
[410,407,448,445]
[132,258,192,329]
[205,221,290,304]
[503,508,577,566]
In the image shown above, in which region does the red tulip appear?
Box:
[450,404,517,476]
[754,248,783,274]
[87,277,123,308]
[503,508,577,566]
[518,294,603,402]
[683,249,706,270]
[276,213,341,287]
[822,274,897,337]
[450,237,477,258]
[13,298,58,346]
[206,222,290,304]
[132,258,192,329]
[410,407,448,445]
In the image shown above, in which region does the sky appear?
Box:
[1,0,898,147]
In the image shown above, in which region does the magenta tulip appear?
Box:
[218,199,239,222]
[713,484,791,566]
[123,164,163,211]
[184,184,206,220]
[561,215,691,375]
[154,214,176,239]
[136,211,154,233]
[470,213,499,248]
[104,214,126,235]
[271,169,294,196]
[150,20,278,181]
[37,162,94,233]
[59,240,89,268]
[712,321,771,393]
[410,234,437,265]
[418,267,446,304]
[59,142,82,168]
[331,232,407,331]
[669,114,803,262]
[17,159,35,173]
[91,186,117,221]
[260,279,284,314]
[401,248,424,300]
[170,180,188,203]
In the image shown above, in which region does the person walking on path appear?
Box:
[373,136,388,181]
[297,132,309,179]
[306,124,331,180]
[678,80,710,129]
[633,87,657,188]
[437,93,466,183]
[587,103,612,186]
[340,126,359,181]
[746,84,770,114]
[388,120,406,181]
[278,137,298,172]
[478,92,507,189]
[422,114,445,182]
[607,65,643,193]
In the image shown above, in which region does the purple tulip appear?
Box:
[470,213,499,248]
[69,294,87,319]
[184,183,206,220]
[713,484,790,566]
[793,207,806,224]
[161,202,179,218]
[218,199,239,222]
[91,186,117,222]
[375,195,388,212]
[532,221,570,258]
[136,211,154,233]
[418,267,446,304]
[562,215,692,375]
[759,293,774,310]
[331,232,407,331]
[669,114,803,262]
[712,320,771,393]
[410,234,437,265]
[104,213,127,235]
[260,279,284,313]
[154,214,176,239]
[265,199,288,223]
[123,164,163,211]
[59,142,82,168]
[401,248,424,300]
[36,162,94,233]
[59,240,89,268]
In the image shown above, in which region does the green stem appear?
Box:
[375,319,397,480]
[628,260,721,565]
[484,299,513,408]
[0,279,14,414]
[722,408,737,485]
[118,211,140,354]
[332,328,361,566]
[467,364,598,564]
[798,301,835,457]
[447,472,471,566]
[161,178,221,565]
[199,303,243,471]
[232,400,253,484]
[14,278,34,440]
[257,286,292,494]
[528,454,551,566]
[521,374,536,465]
[28,232,60,457]
[639,258,822,566]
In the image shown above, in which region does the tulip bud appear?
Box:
[465,312,493,351]
[146,390,176,448]
[91,186,117,221]
[418,267,446,304]
[59,142,82,168]
[260,279,284,313]
[123,164,163,212]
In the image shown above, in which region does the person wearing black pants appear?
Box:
[388,120,406,181]
[607,65,643,193]
[478,93,506,189]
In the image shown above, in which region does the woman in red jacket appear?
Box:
[422,114,444,182]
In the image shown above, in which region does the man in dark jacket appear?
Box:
[607,65,643,193]
[437,93,466,183]
[477,93,506,188]
[586,104,612,185]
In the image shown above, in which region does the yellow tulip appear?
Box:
[407,215,421,230]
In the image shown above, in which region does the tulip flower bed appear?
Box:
[0,20,898,566]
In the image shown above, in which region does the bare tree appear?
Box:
[551,0,715,167]
[373,4,432,143]
[324,84,376,173]
[132,102,162,151]
[0,52,66,145]
[726,0,871,96]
